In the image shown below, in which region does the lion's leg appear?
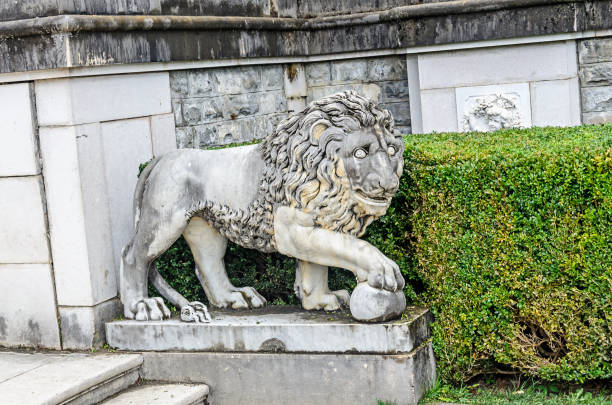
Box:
[295,260,350,311]
[120,211,188,321]
[183,217,267,309]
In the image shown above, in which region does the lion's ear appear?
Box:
[309,120,329,143]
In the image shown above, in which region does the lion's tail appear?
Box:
[133,157,161,229]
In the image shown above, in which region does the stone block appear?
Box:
[36,72,172,126]
[187,70,216,97]
[0,83,38,177]
[194,123,218,148]
[262,65,284,90]
[308,84,381,103]
[141,344,436,405]
[582,86,612,112]
[176,126,196,148]
[0,264,60,349]
[59,298,122,350]
[578,37,612,64]
[224,94,260,119]
[107,306,432,352]
[531,79,581,127]
[100,118,154,274]
[151,113,177,156]
[184,98,224,124]
[583,110,612,124]
[39,124,116,306]
[420,88,458,133]
[367,56,407,81]
[0,177,49,264]
[216,120,243,144]
[383,102,411,126]
[287,98,306,114]
[418,41,578,90]
[331,59,367,84]
[283,63,307,98]
[306,62,331,86]
[382,80,410,101]
[215,67,262,94]
[406,55,423,134]
[579,62,612,87]
[169,71,189,99]
[172,100,184,126]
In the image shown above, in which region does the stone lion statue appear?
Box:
[120,91,405,322]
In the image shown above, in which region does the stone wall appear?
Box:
[578,36,612,124]
[170,55,411,148]
[170,66,288,148]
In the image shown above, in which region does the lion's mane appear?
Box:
[194,91,395,253]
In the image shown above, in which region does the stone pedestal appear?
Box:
[106,306,436,404]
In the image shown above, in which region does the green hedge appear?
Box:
[151,124,611,383]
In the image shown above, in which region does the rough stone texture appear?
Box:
[141,343,436,405]
[170,65,288,147]
[107,306,431,352]
[0,264,60,349]
[101,383,209,405]
[305,56,411,134]
[579,36,612,124]
[60,298,122,350]
[0,352,142,405]
[3,2,610,74]
[0,82,39,177]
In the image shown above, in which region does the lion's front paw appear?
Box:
[129,297,171,321]
[359,251,405,292]
[181,301,211,323]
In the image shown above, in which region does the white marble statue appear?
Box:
[120,91,406,323]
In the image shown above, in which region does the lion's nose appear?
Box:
[378,176,399,193]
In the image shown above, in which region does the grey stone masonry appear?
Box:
[306,56,411,134]
[578,36,612,124]
[171,56,411,148]
[170,65,287,148]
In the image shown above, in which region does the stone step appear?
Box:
[0,352,142,405]
[101,383,209,405]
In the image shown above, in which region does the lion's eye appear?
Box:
[353,147,368,159]
[387,145,397,156]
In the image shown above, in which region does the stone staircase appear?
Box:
[0,352,208,405]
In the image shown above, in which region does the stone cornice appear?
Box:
[0,0,610,74]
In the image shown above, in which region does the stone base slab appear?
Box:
[106,306,432,353]
[140,342,436,405]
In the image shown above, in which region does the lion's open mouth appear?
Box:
[353,191,391,207]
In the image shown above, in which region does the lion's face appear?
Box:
[338,126,404,217]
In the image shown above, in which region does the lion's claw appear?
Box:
[131,297,171,321]
[181,301,211,323]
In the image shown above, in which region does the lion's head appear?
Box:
[260,91,404,237]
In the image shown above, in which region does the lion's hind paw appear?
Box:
[131,297,171,321]
[181,301,212,323]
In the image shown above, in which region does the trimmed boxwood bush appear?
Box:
[150,124,611,383]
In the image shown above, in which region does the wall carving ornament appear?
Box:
[456,83,532,132]
[119,91,406,323]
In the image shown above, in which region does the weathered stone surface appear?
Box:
[140,343,436,405]
[59,298,122,350]
[0,82,38,177]
[35,72,171,125]
[350,283,407,322]
[382,80,410,101]
[368,56,407,81]
[0,177,50,264]
[305,62,331,86]
[383,102,411,126]
[331,59,368,84]
[308,83,381,103]
[0,352,142,405]
[583,110,612,124]
[0,264,60,349]
[262,65,284,90]
[580,62,612,87]
[582,86,612,112]
[101,383,209,405]
[106,306,431,352]
[579,37,612,64]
